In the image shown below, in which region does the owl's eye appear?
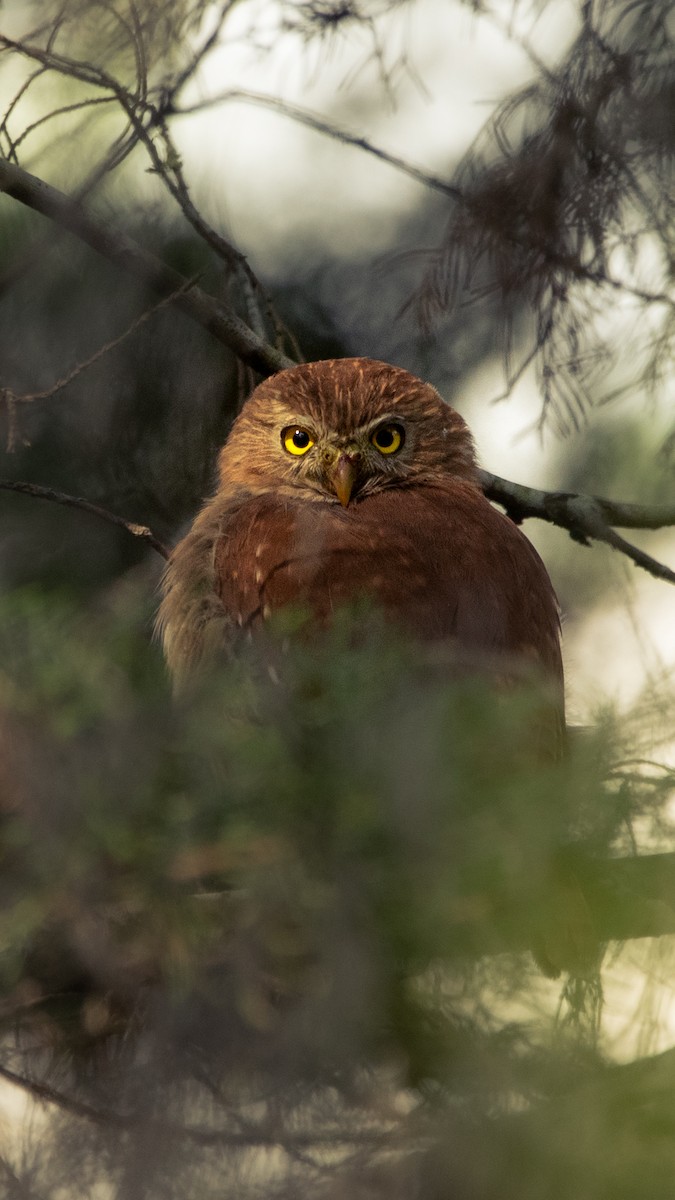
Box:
[282,426,315,456]
[371,422,404,455]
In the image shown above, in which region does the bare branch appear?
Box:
[4,276,202,423]
[0,64,48,161]
[481,471,675,585]
[0,1155,46,1200]
[175,89,674,312]
[0,1062,135,1130]
[174,87,465,201]
[0,481,170,560]
[0,124,156,300]
[8,95,115,159]
[0,1062,396,1150]
[0,157,293,375]
[160,0,238,109]
[0,32,288,354]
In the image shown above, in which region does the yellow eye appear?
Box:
[282,426,315,456]
[371,422,404,455]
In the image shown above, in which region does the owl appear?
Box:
[157,357,564,746]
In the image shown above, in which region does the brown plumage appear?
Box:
[157,358,564,745]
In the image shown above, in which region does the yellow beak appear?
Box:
[331,454,359,508]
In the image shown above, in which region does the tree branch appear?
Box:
[0,1062,394,1149]
[175,90,673,311]
[0,33,293,358]
[3,277,203,421]
[0,138,671,587]
[0,157,293,376]
[0,481,170,560]
[2,434,673,589]
[480,471,675,585]
[175,87,465,202]
[434,850,675,962]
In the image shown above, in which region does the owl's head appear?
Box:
[218,358,478,505]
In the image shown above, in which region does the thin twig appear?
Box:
[489,341,541,405]
[175,88,674,311]
[8,95,114,157]
[481,471,675,584]
[0,121,152,299]
[0,1062,396,1149]
[0,481,170,560]
[159,0,238,108]
[0,157,293,375]
[0,34,286,350]
[0,1156,45,1200]
[7,275,202,409]
[0,64,48,161]
[175,87,465,202]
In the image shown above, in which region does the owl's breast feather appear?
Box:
[214,483,561,673]
[158,478,563,758]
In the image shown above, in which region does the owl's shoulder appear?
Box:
[156,487,251,685]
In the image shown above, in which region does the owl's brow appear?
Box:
[361,412,406,434]
[251,412,312,435]
[275,416,318,435]
[249,413,278,431]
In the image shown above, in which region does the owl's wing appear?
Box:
[156,492,243,689]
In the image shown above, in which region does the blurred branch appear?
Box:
[0,146,670,585]
[0,119,171,298]
[159,0,239,110]
[0,29,672,584]
[1,277,202,441]
[0,32,296,360]
[176,89,674,312]
[175,87,465,202]
[0,481,170,559]
[581,852,675,943]
[2,95,115,161]
[0,1062,395,1150]
[0,157,293,375]
[0,1063,135,1131]
[439,850,675,960]
[0,1156,46,1200]
[481,471,675,585]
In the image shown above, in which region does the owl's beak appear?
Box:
[331,453,360,507]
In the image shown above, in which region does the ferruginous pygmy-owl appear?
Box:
[157,357,564,745]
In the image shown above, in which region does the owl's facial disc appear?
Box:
[279,416,408,506]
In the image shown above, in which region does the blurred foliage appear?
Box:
[409,0,674,435]
[0,585,673,1197]
[22,0,214,79]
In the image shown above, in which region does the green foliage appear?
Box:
[1,585,671,1197]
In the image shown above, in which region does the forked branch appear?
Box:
[481,471,675,585]
[0,164,673,584]
[0,157,293,376]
